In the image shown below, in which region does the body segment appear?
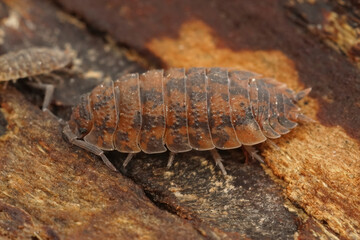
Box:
[163,68,191,153]
[139,70,167,154]
[207,68,241,149]
[229,71,266,145]
[113,73,142,153]
[83,81,118,150]
[185,68,214,150]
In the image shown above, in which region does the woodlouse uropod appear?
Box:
[63,67,311,175]
[0,47,74,109]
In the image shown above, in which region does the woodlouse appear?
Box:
[0,47,73,82]
[0,47,74,109]
[63,67,311,175]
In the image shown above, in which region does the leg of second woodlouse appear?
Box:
[27,81,55,111]
[210,149,227,175]
[42,84,55,111]
[63,125,117,172]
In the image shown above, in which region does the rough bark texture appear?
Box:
[0,0,359,239]
[0,88,212,240]
[286,0,360,67]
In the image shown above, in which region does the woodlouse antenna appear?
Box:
[296,113,316,123]
[294,88,312,102]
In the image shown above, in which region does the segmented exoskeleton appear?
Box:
[63,67,311,175]
[0,47,73,81]
[0,47,74,110]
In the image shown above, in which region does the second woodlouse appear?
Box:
[63,67,311,175]
[0,47,75,110]
[0,47,74,82]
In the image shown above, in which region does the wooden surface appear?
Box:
[0,0,359,239]
[0,88,210,240]
[287,0,360,67]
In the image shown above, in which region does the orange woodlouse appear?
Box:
[63,67,311,175]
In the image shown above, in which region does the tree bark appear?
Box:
[0,0,359,239]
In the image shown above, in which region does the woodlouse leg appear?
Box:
[63,124,117,172]
[122,153,135,168]
[296,113,316,123]
[26,81,55,111]
[210,149,227,175]
[242,146,264,163]
[266,139,280,150]
[241,149,250,164]
[42,84,55,111]
[167,152,176,169]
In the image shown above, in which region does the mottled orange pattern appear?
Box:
[229,71,267,145]
[113,73,142,153]
[186,68,214,150]
[68,68,307,153]
[163,68,191,153]
[139,70,167,153]
[84,81,117,150]
[207,68,241,149]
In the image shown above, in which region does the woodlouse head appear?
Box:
[68,94,92,138]
[294,88,312,102]
[288,88,314,123]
